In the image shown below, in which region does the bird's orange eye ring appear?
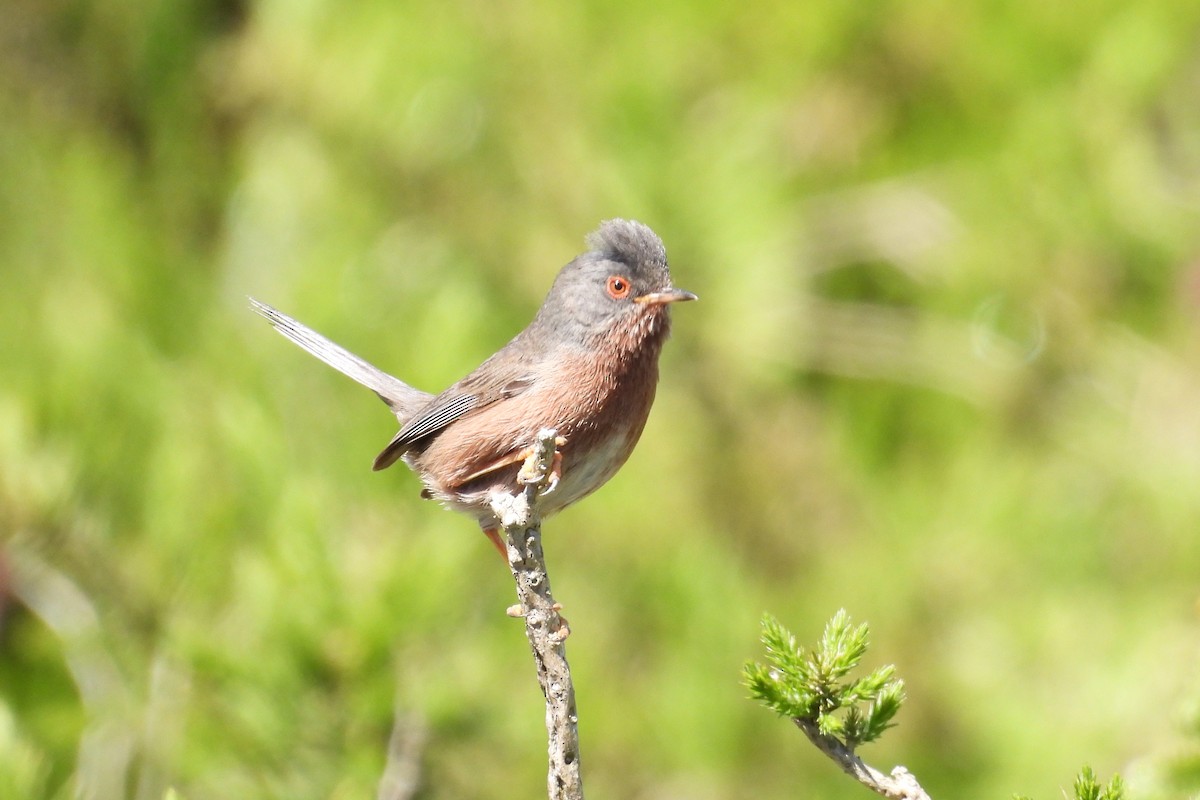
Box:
[606,275,631,299]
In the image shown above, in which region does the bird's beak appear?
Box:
[634,288,698,306]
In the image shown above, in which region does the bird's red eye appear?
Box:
[606,275,631,299]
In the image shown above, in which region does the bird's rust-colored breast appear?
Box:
[410,309,671,517]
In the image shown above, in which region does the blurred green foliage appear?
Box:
[2,1,1200,798]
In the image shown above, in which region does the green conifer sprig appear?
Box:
[748,612,1125,800]
[744,609,904,747]
[1013,766,1124,800]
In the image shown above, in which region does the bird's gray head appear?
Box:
[532,219,696,347]
[584,219,669,286]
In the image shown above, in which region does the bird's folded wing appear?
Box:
[384,394,477,451]
[371,371,539,471]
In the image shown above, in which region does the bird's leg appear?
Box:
[483,527,507,560]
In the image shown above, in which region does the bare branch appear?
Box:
[489,429,583,800]
[793,718,931,800]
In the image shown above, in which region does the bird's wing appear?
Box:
[385,394,478,452]
[371,370,537,471]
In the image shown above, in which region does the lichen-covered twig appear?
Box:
[793,718,931,800]
[489,428,582,800]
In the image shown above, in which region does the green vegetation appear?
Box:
[746,611,903,747]
[748,612,1126,799]
[1066,767,1126,800]
[3,1,1200,798]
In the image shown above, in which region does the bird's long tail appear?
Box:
[250,298,430,422]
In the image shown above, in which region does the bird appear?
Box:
[251,219,695,556]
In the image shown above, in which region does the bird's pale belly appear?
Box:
[424,415,646,529]
[550,427,640,511]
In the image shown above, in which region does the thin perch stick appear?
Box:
[793,718,931,800]
[489,429,583,800]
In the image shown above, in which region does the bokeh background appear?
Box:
[3,1,1200,798]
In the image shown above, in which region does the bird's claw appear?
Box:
[518,436,567,495]
[540,450,564,495]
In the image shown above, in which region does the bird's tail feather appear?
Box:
[250,298,429,421]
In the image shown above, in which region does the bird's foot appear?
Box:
[517,436,567,495]
[484,527,507,560]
